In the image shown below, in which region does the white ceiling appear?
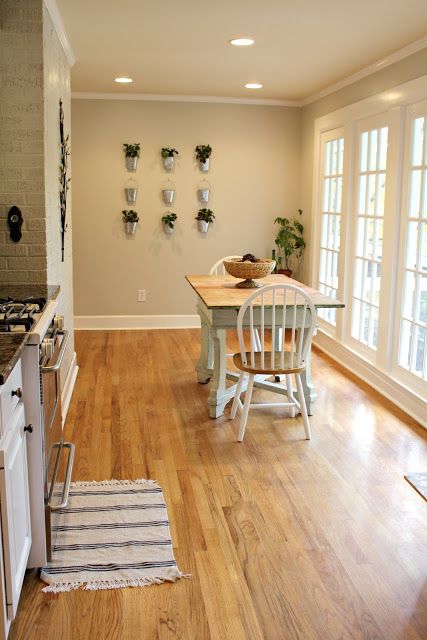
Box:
[56,0,427,101]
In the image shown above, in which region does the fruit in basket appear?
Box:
[241,253,256,262]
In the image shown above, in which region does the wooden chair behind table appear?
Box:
[230,283,317,442]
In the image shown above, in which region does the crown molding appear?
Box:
[301,35,427,106]
[44,0,76,67]
[71,91,301,107]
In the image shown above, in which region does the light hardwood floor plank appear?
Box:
[8,329,427,640]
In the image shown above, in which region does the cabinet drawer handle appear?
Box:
[24,424,33,434]
[11,388,23,398]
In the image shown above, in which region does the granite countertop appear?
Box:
[0,284,60,302]
[0,283,60,385]
[0,334,29,385]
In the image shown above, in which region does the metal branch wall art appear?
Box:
[59,98,71,262]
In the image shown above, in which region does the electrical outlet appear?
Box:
[137,289,146,302]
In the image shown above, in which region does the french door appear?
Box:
[394,100,427,395]
[317,130,345,331]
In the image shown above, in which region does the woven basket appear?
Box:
[223,259,275,287]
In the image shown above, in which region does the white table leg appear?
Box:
[208,327,234,418]
[300,337,317,415]
[196,311,213,383]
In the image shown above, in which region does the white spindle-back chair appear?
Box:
[209,255,243,275]
[230,283,317,442]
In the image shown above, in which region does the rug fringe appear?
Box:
[41,582,84,593]
[42,572,191,593]
[71,478,158,488]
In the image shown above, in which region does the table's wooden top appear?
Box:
[185,274,344,309]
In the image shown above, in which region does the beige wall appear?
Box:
[299,46,427,282]
[71,100,301,317]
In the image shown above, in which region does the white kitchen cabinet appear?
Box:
[0,403,32,620]
[0,361,31,639]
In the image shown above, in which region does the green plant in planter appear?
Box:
[161,147,179,158]
[195,208,215,223]
[122,209,139,223]
[123,143,140,158]
[162,212,177,229]
[195,145,212,163]
[274,209,305,272]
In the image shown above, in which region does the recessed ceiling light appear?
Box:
[245,83,263,89]
[230,38,255,46]
[114,77,133,83]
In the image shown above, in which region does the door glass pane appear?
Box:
[351,125,387,350]
[318,133,344,327]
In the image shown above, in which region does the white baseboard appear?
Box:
[61,351,79,424]
[313,331,427,429]
[74,314,201,330]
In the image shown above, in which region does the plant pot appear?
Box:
[163,224,174,235]
[125,222,137,235]
[124,187,138,204]
[162,189,175,204]
[198,188,210,203]
[199,158,210,172]
[163,156,174,171]
[197,220,209,233]
[278,268,292,277]
[126,156,138,172]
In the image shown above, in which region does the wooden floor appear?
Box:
[10,329,427,640]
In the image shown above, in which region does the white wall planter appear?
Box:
[197,220,209,233]
[125,187,138,204]
[163,156,174,171]
[125,222,137,235]
[198,188,210,203]
[163,224,174,235]
[199,158,210,172]
[125,156,138,172]
[162,189,175,204]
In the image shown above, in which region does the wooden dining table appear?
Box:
[186,273,344,418]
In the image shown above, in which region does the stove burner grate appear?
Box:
[0,296,46,333]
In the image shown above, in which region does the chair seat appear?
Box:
[233,351,305,375]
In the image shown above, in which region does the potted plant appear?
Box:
[274,209,305,277]
[123,143,140,172]
[195,208,215,233]
[122,209,139,235]
[162,212,177,235]
[161,147,178,171]
[195,144,212,172]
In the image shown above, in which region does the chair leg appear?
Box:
[285,374,295,418]
[231,372,245,419]
[296,374,311,440]
[238,374,254,442]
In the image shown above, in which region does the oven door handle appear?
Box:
[42,330,70,373]
[50,442,75,511]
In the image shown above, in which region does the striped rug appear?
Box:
[40,479,186,592]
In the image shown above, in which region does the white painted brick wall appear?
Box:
[0,0,75,387]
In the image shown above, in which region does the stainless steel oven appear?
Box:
[40,318,74,560]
